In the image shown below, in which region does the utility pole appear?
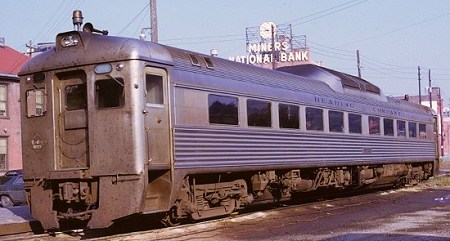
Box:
[356,50,361,78]
[428,69,432,109]
[418,66,422,104]
[150,0,158,42]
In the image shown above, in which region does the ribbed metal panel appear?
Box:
[174,127,435,169]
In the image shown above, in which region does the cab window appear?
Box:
[26,89,46,117]
[95,77,124,109]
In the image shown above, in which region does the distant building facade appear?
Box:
[0,37,29,174]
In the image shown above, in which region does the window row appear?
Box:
[208,94,428,139]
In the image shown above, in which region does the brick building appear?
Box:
[0,38,29,174]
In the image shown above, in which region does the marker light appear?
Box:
[60,35,80,47]
[94,63,112,74]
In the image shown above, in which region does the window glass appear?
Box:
[0,138,6,171]
[208,95,238,125]
[369,116,380,135]
[95,77,124,109]
[0,85,6,116]
[279,104,299,129]
[26,89,46,117]
[384,118,394,136]
[329,111,344,132]
[409,122,417,138]
[397,120,406,137]
[247,99,271,127]
[306,107,323,131]
[146,74,163,104]
[348,113,362,134]
[66,84,87,110]
[419,124,427,139]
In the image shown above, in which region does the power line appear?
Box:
[287,0,371,27]
[338,11,450,47]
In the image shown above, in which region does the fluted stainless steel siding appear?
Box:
[174,127,435,170]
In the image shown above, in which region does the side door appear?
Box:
[144,67,171,170]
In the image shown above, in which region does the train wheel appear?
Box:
[0,195,14,207]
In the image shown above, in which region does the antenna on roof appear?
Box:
[72,10,83,31]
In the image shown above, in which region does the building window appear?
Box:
[419,124,427,139]
[397,120,406,137]
[409,122,417,138]
[146,74,164,105]
[369,116,380,135]
[0,138,6,171]
[306,107,323,131]
[384,118,394,136]
[208,94,238,125]
[0,84,7,117]
[95,77,124,109]
[279,104,299,129]
[348,113,362,134]
[247,99,271,127]
[329,110,344,133]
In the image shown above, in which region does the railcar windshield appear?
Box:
[95,77,125,109]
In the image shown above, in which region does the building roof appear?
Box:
[0,44,29,76]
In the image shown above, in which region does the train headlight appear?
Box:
[60,35,80,47]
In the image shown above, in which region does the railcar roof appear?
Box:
[18,30,432,118]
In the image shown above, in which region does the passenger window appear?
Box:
[279,104,299,129]
[65,84,87,110]
[348,113,362,134]
[26,89,46,117]
[306,107,323,131]
[146,74,164,104]
[247,99,271,127]
[419,124,427,139]
[95,77,124,109]
[384,118,394,136]
[369,116,380,135]
[397,120,406,137]
[409,122,417,138]
[329,111,344,133]
[208,95,238,125]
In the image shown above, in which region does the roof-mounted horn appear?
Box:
[83,22,109,36]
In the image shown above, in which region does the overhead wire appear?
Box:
[118,2,150,36]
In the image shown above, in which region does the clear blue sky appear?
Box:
[2,0,450,102]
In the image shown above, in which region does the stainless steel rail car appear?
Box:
[19,17,437,230]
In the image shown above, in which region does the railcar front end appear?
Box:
[19,26,175,229]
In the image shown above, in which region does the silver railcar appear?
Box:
[19,20,437,230]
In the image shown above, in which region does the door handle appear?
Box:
[143,110,148,114]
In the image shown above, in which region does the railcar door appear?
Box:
[53,70,89,169]
[143,67,171,170]
[143,67,172,212]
